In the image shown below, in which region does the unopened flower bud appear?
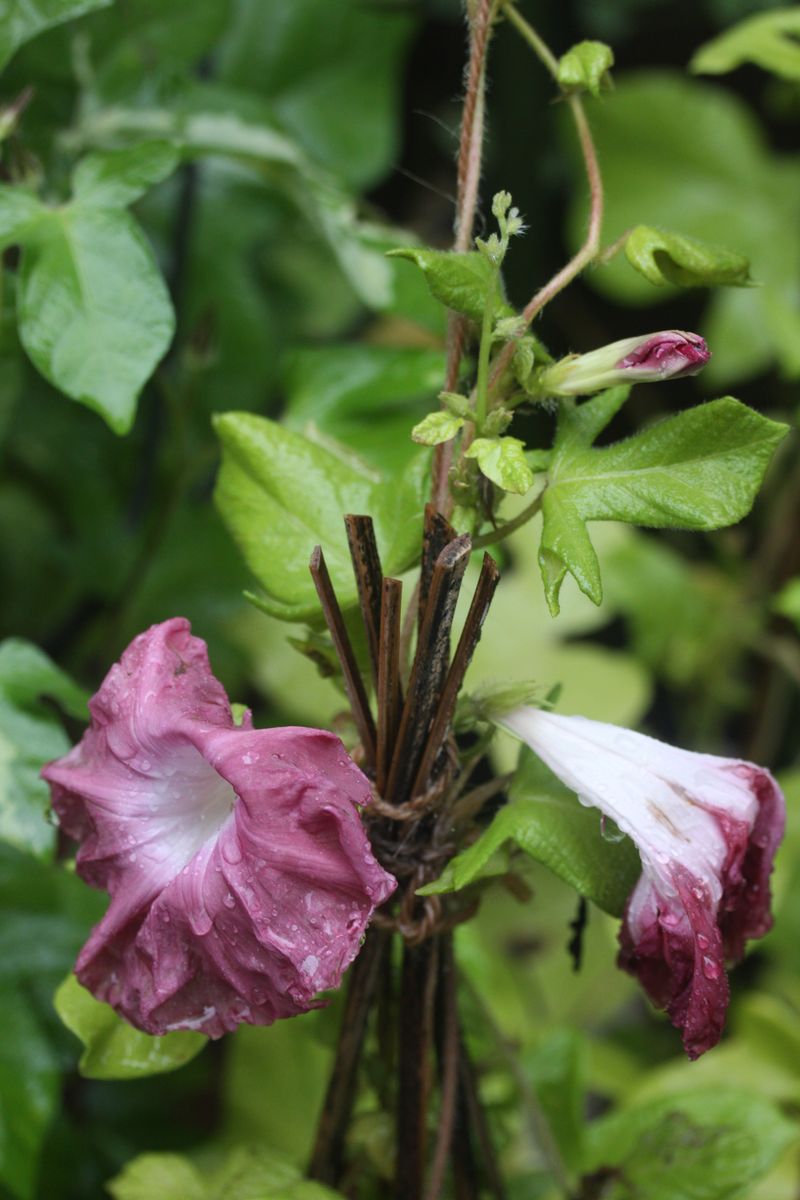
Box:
[538,330,710,397]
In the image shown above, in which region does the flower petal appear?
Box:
[43,619,396,1037]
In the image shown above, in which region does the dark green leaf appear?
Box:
[217,0,415,189]
[539,394,787,614]
[54,975,206,1080]
[524,1030,587,1175]
[0,0,112,72]
[691,9,800,82]
[386,248,514,325]
[420,746,640,916]
[283,345,445,472]
[624,225,751,288]
[18,204,174,433]
[71,141,180,208]
[213,413,427,621]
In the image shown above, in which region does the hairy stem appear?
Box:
[472,490,544,549]
[489,2,603,391]
[433,0,495,516]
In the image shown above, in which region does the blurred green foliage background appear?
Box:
[1,0,799,1197]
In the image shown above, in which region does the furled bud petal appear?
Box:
[42,619,396,1038]
[499,708,784,1059]
[539,330,710,397]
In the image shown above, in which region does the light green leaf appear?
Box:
[524,1030,587,1176]
[557,40,614,98]
[213,413,427,621]
[282,344,445,472]
[411,410,465,446]
[107,1154,207,1200]
[466,435,534,495]
[585,1088,797,1200]
[0,188,43,247]
[107,1145,345,1200]
[421,746,640,916]
[54,975,206,1080]
[0,639,87,861]
[624,225,751,288]
[71,140,180,207]
[386,247,514,325]
[539,394,788,614]
[691,9,800,82]
[774,577,800,629]
[17,204,174,433]
[0,0,112,72]
[567,73,800,384]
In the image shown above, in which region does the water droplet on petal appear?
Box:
[702,955,721,980]
[223,893,235,909]
[697,934,709,950]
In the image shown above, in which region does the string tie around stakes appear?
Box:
[308,508,500,945]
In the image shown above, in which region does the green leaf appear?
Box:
[412,410,465,446]
[213,413,427,621]
[624,225,751,288]
[567,73,800,384]
[54,975,206,1080]
[584,1088,797,1200]
[107,1154,207,1200]
[466,436,534,495]
[217,0,415,190]
[420,746,640,917]
[0,189,43,247]
[0,639,87,861]
[557,40,614,98]
[539,394,788,615]
[775,577,800,629]
[0,0,113,72]
[17,203,174,433]
[107,1145,346,1200]
[386,248,514,325]
[0,845,103,1199]
[524,1030,587,1176]
[282,345,445,473]
[71,140,180,208]
[691,9,800,82]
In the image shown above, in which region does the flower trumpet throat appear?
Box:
[537,330,711,397]
[42,618,396,1039]
[499,708,784,1059]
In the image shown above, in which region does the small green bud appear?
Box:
[494,315,527,343]
[439,391,473,418]
[482,406,513,437]
[492,190,513,219]
[557,40,614,98]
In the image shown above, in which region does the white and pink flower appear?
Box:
[499,708,784,1058]
[540,330,710,396]
[42,619,396,1039]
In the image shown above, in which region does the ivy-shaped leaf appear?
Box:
[624,225,751,289]
[538,389,787,615]
[213,413,428,621]
[691,9,800,82]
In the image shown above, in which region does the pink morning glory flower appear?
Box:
[499,708,784,1059]
[540,330,710,396]
[42,619,396,1039]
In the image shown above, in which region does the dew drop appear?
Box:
[702,955,721,980]
[223,893,235,909]
[599,816,625,844]
[697,933,709,950]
